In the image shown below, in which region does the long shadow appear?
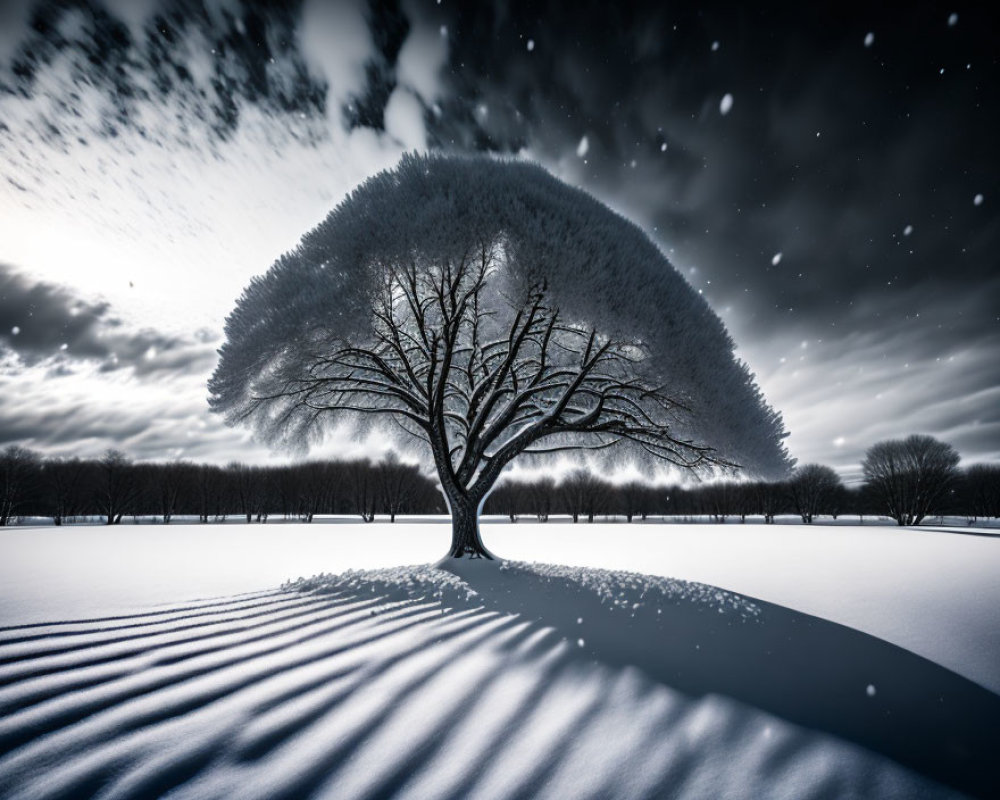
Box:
[0,595,355,689]
[0,598,442,756]
[449,561,1000,800]
[910,527,1000,539]
[0,596,368,713]
[32,609,522,800]
[0,593,333,656]
[0,590,291,639]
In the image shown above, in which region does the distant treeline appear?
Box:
[0,448,445,525]
[484,464,1000,525]
[1,438,998,527]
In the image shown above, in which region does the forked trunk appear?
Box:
[445,495,494,559]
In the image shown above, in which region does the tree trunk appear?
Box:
[444,496,494,559]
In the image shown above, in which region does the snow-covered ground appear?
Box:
[1,521,998,798]
[2,520,997,694]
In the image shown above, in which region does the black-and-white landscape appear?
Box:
[1,1,998,798]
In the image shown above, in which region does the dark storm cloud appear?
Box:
[0,263,215,375]
[0,0,326,144]
[393,0,998,467]
[413,1,997,322]
[0,402,149,449]
[736,280,1000,475]
[1,0,996,469]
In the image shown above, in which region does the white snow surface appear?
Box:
[1,521,998,799]
[1,521,997,694]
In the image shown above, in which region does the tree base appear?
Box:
[443,542,496,560]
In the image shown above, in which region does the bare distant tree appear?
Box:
[618,481,653,522]
[41,457,87,525]
[526,477,556,522]
[194,464,226,523]
[861,435,960,526]
[485,481,524,522]
[0,445,40,526]
[375,453,424,522]
[700,481,737,523]
[147,461,189,523]
[559,470,611,523]
[295,462,331,522]
[349,462,377,522]
[958,464,1000,523]
[210,154,791,558]
[787,464,843,524]
[96,449,139,525]
[227,462,264,523]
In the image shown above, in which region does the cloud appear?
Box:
[0,354,235,460]
[396,0,448,103]
[0,0,416,341]
[737,283,1000,478]
[0,263,215,376]
[299,0,372,110]
[1,0,996,473]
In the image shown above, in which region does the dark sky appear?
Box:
[0,0,996,479]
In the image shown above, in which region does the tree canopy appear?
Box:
[209,153,791,556]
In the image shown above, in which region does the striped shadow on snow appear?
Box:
[0,564,994,800]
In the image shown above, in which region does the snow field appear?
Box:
[2,560,990,799]
[2,521,997,695]
[1,521,998,797]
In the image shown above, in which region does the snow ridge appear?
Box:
[286,561,761,621]
[287,564,481,607]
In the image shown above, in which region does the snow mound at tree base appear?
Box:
[288,561,996,798]
[0,563,994,799]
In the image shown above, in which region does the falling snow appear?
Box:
[973,193,984,206]
[864,32,874,47]
[720,93,734,115]
[526,39,535,51]
[948,13,958,26]
[576,135,589,157]
[771,252,782,266]
[903,225,913,236]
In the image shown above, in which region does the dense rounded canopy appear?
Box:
[210,153,791,479]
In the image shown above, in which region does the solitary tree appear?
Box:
[210,154,791,558]
[787,464,843,524]
[861,435,960,525]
